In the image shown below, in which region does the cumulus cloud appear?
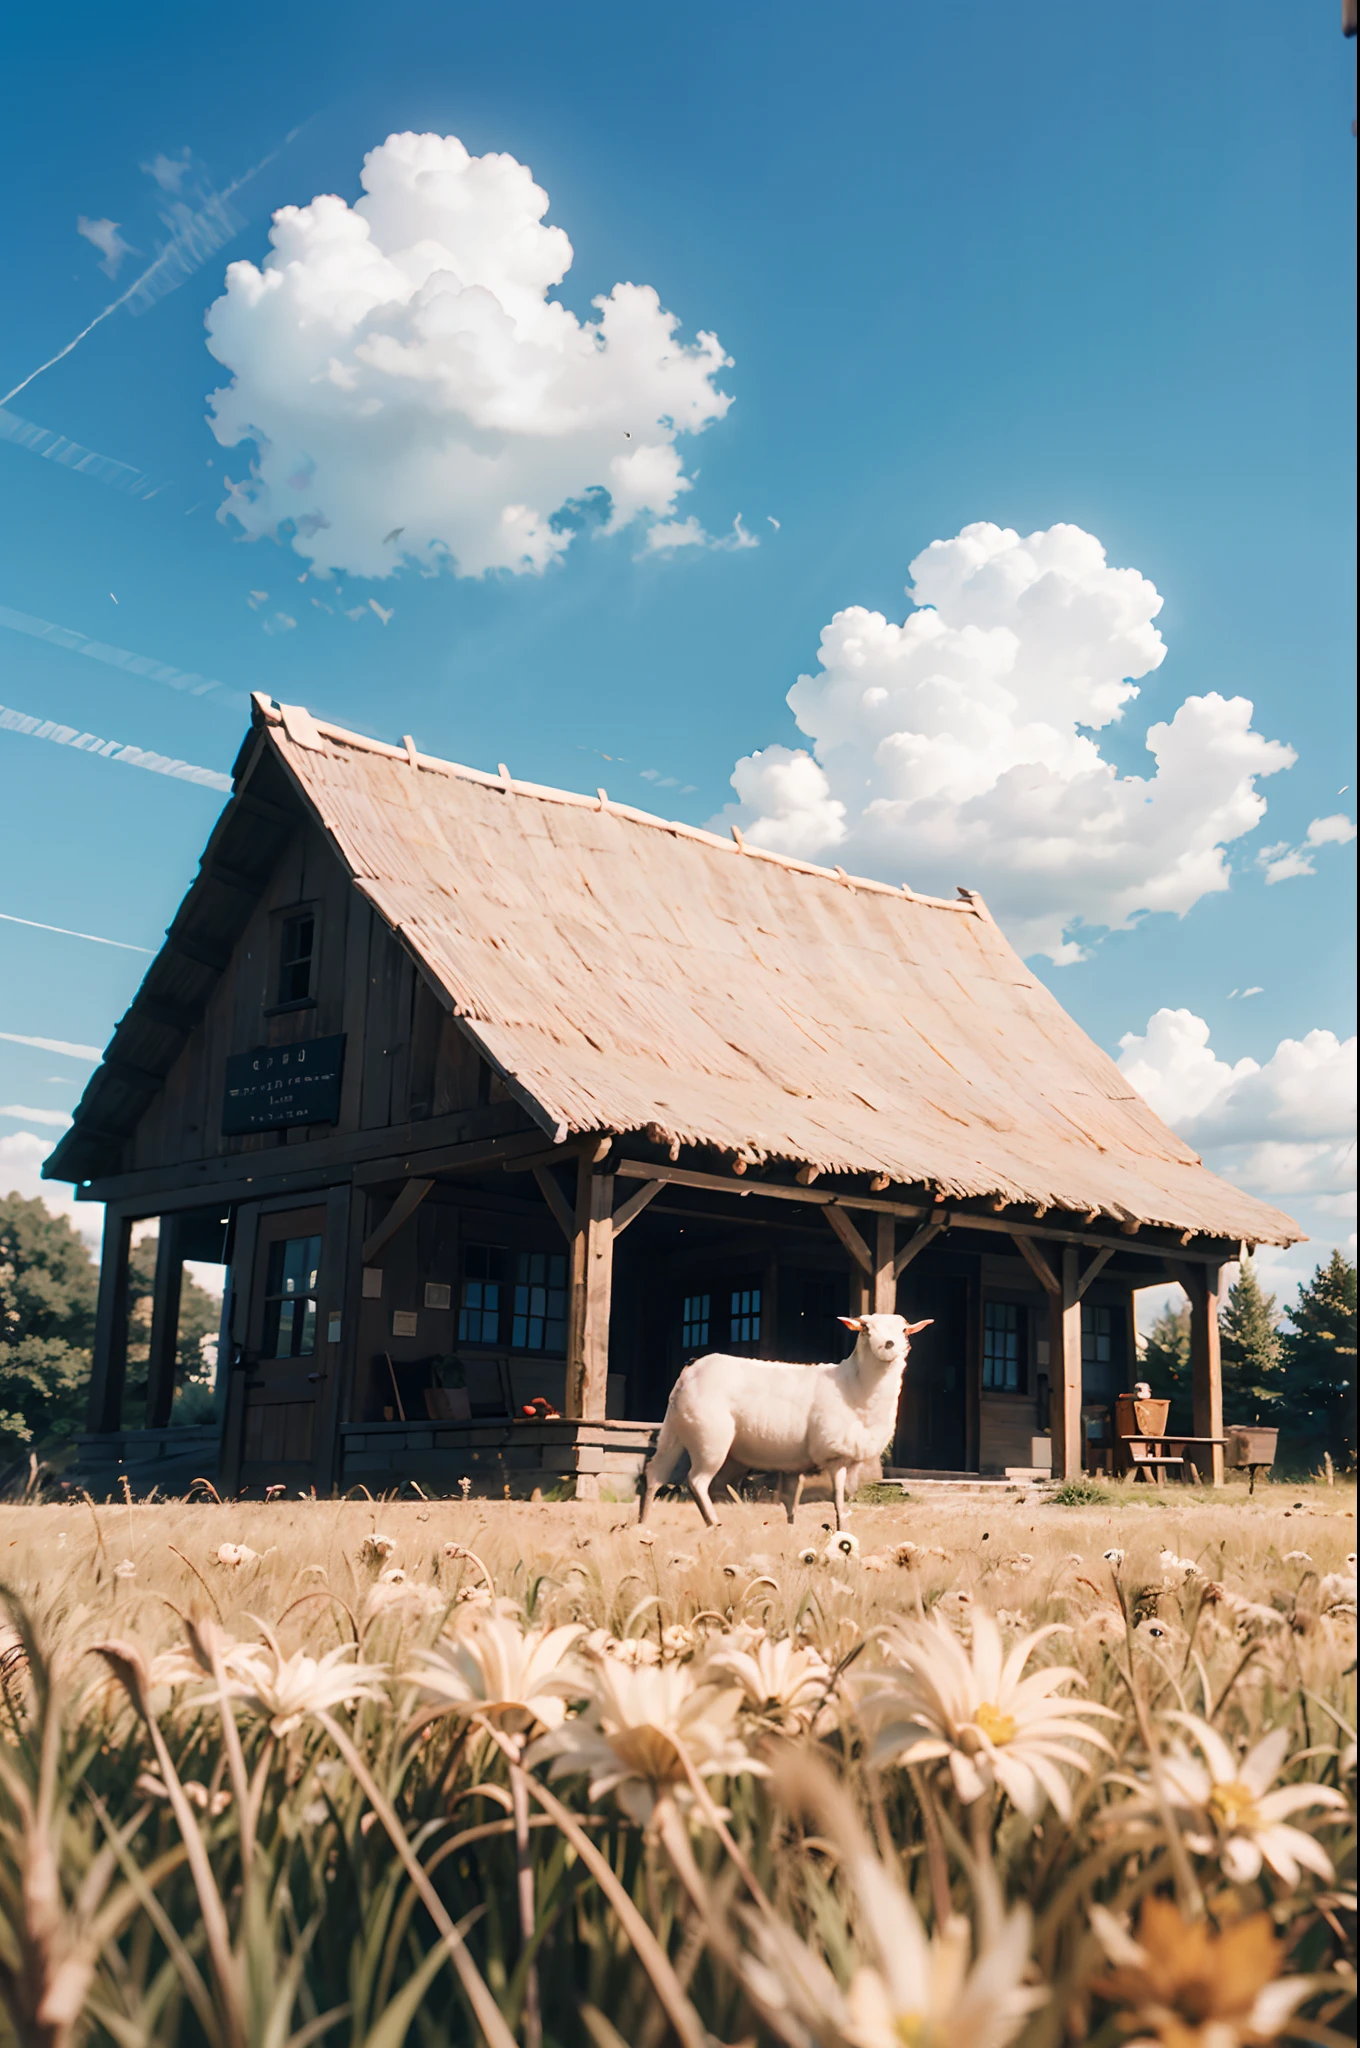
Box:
[76,216,136,279]
[721,522,1296,961]
[205,131,737,578]
[1117,1007,1356,1203]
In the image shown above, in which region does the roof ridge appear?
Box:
[260,695,981,917]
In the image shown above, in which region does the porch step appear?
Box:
[882,1468,1046,1495]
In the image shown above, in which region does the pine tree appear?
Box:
[0,1193,98,1461]
[1139,1297,1192,1430]
[1281,1250,1358,1468]
[1218,1257,1284,1423]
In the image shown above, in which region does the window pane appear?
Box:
[459,1246,505,1344]
[681,1293,710,1351]
[261,1234,321,1357]
[982,1301,1023,1393]
[511,1249,566,1352]
[279,913,315,1004]
[730,1287,761,1346]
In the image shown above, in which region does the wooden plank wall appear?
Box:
[127,825,479,1173]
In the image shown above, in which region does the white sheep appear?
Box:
[638,1311,932,1530]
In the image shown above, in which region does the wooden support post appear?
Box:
[1185,1261,1224,1486]
[87,1209,133,1435]
[873,1213,897,1315]
[566,1158,615,1431]
[1049,1245,1083,1482]
[144,1216,184,1430]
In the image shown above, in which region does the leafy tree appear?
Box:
[1138,1297,1192,1430]
[0,1193,98,1461]
[1218,1257,1284,1422]
[1280,1250,1358,1469]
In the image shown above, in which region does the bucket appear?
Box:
[1116,1393,1170,1439]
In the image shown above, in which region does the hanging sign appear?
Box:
[221,1035,346,1134]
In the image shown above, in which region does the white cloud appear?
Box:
[205,131,737,579]
[142,148,194,194]
[0,1105,73,1128]
[76,216,135,279]
[721,522,1296,962]
[1306,813,1357,847]
[1117,1009,1355,1148]
[643,513,757,555]
[1255,811,1356,884]
[1117,1008,1356,1293]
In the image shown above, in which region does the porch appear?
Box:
[75,1134,1234,1499]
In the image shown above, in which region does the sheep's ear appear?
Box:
[904,1319,934,1337]
[837,1315,866,1331]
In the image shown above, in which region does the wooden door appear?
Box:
[238,1205,329,1490]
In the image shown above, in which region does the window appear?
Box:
[982,1300,1025,1392]
[261,1234,322,1358]
[1082,1304,1115,1367]
[513,1250,567,1353]
[278,912,316,1005]
[458,1244,505,1345]
[730,1287,761,1346]
[681,1293,711,1352]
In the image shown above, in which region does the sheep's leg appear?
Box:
[687,1469,722,1527]
[831,1464,849,1531]
[639,1416,682,1525]
[779,1472,805,1526]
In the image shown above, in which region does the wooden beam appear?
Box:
[873,1213,896,1315]
[1175,1260,1225,1486]
[1075,1245,1116,1301]
[361,1177,434,1263]
[608,1159,1238,1265]
[1050,1245,1083,1483]
[1012,1232,1060,1297]
[533,1165,577,1243]
[566,1162,615,1439]
[87,1209,133,1433]
[611,1178,664,1236]
[893,1215,946,1279]
[144,1216,184,1429]
[823,1204,874,1275]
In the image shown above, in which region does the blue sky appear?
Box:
[1,1,1354,1298]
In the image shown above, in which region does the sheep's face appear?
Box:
[837,1312,933,1369]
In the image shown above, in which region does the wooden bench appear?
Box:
[1164,1435,1228,1486]
[1120,1443,1185,1485]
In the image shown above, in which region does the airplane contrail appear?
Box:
[0,121,310,409]
[0,911,153,953]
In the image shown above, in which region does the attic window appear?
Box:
[278,913,315,1005]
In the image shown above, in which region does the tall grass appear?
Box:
[0,1484,1353,2045]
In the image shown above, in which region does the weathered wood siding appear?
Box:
[125,823,484,1174]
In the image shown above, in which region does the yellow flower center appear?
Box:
[974,1702,1017,1746]
[1208,1779,1260,1831]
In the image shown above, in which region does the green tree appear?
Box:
[1280,1249,1358,1469]
[0,1193,98,1461]
[1218,1256,1284,1422]
[1139,1297,1192,1430]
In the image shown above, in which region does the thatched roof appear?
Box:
[48,695,1299,1247]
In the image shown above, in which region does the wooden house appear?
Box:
[45,694,1300,1499]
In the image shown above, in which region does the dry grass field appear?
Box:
[0,1478,1354,2046]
